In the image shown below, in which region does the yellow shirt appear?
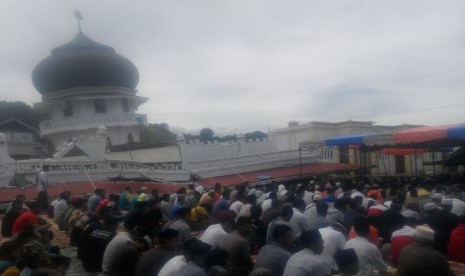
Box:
[191,206,207,222]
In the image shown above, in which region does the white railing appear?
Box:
[40,114,147,135]
[0,160,190,187]
[0,149,322,186]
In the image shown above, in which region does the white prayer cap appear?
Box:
[414,225,435,242]
[424,203,437,211]
[441,198,453,206]
[312,194,323,202]
[432,193,443,199]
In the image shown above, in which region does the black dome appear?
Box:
[32,31,139,94]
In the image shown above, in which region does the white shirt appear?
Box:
[345,236,389,276]
[351,190,364,199]
[304,203,318,226]
[201,224,227,248]
[319,226,346,274]
[52,198,67,219]
[283,248,327,276]
[229,201,244,216]
[37,170,48,192]
[261,198,273,214]
[157,255,187,276]
[102,232,132,273]
[237,203,253,218]
[451,198,465,217]
[289,208,307,237]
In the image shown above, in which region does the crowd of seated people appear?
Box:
[1,177,465,276]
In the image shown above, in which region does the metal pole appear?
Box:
[299,148,303,180]
[432,151,436,176]
[414,152,418,178]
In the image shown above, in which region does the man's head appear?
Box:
[59,192,70,202]
[42,165,50,172]
[272,224,295,248]
[221,189,231,200]
[16,194,26,202]
[159,228,179,251]
[204,247,229,272]
[102,213,120,233]
[215,210,235,233]
[293,198,306,213]
[299,229,324,255]
[353,216,370,238]
[280,205,294,222]
[316,202,328,217]
[95,188,106,198]
[236,216,253,237]
[247,194,257,205]
[27,201,42,214]
[334,248,359,275]
[176,207,191,220]
[185,241,211,267]
[11,200,23,211]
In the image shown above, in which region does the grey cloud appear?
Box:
[2,0,465,134]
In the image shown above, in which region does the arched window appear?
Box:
[63,101,73,117]
[94,99,107,114]
[127,133,134,143]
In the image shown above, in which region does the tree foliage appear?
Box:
[244,131,267,140]
[0,101,40,128]
[199,128,215,142]
[149,123,175,137]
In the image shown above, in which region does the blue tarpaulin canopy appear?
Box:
[324,134,367,147]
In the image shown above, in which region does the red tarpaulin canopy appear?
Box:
[393,123,463,144]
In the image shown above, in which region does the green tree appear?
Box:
[199,128,215,143]
[245,131,267,141]
[149,123,175,138]
[0,101,40,127]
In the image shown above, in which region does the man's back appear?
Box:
[134,247,174,276]
[82,228,115,272]
[397,243,453,276]
[254,242,291,276]
[283,248,326,276]
[345,236,388,276]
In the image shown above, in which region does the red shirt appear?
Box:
[449,224,465,263]
[96,198,110,213]
[391,226,415,266]
[11,211,38,235]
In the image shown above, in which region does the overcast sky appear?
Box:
[1,1,465,135]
